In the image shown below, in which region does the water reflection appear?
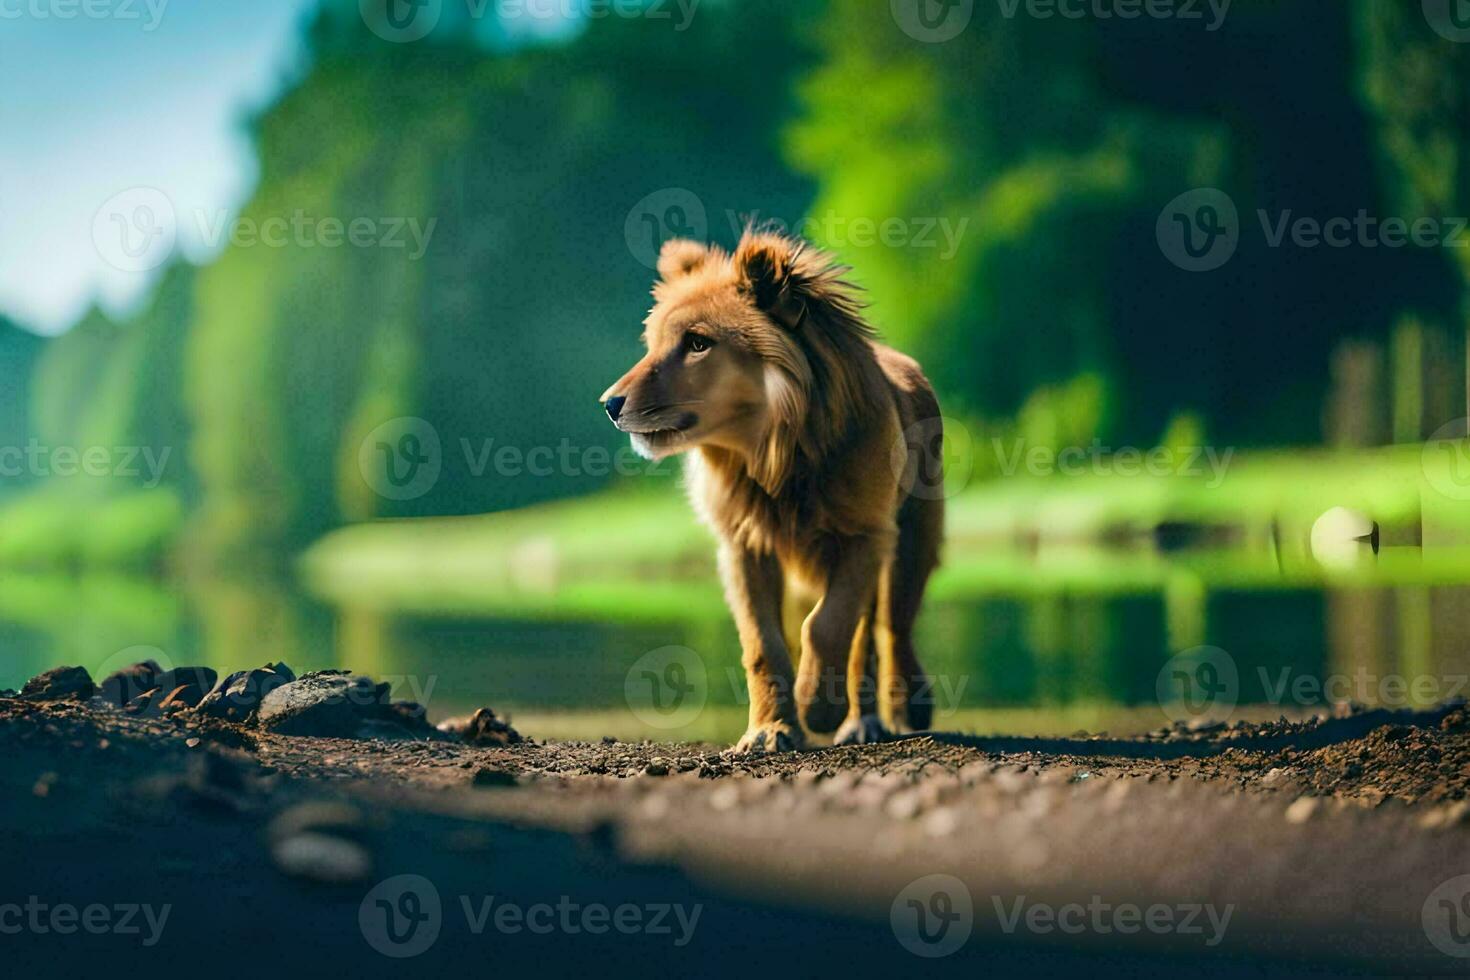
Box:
[3,547,1469,742]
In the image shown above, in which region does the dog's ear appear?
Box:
[657,239,719,282]
[734,231,808,330]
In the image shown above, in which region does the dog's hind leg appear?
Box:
[833,602,891,745]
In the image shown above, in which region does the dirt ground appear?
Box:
[3,685,1470,977]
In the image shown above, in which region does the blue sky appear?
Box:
[0,0,316,333]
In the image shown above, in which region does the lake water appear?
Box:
[6,541,1469,742]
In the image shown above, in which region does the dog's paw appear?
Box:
[833,713,891,746]
[728,721,804,755]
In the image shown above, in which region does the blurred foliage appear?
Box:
[2,0,1469,567]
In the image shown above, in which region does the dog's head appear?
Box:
[600,229,870,491]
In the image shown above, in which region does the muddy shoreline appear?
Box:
[3,665,1469,977]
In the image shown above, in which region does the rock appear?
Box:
[97,660,161,707]
[379,700,436,734]
[151,667,217,698]
[271,832,371,885]
[472,768,517,788]
[256,671,390,737]
[21,666,94,701]
[124,689,162,716]
[1284,796,1319,824]
[438,707,522,747]
[268,801,364,841]
[194,665,292,722]
[157,685,205,713]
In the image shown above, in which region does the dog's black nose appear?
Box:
[604,396,626,422]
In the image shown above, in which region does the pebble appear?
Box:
[1284,796,1319,824]
[708,784,740,811]
[272,832,371,884]
[922,806,959,837]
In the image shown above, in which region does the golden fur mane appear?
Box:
[657,230,885,498]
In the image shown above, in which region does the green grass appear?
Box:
[300,442,1470,619]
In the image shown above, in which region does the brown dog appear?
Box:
[601,230,943,752]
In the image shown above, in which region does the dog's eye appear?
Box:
[686,333,713,355]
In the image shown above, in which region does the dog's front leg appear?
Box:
[720,544,803,753]
[797,535,886,734]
